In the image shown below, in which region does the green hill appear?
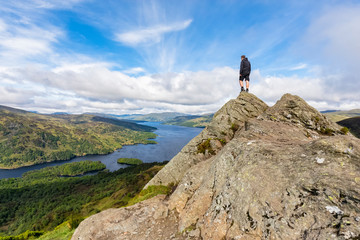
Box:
[165,114,214,128]
[323,109,360,122]
[0,105,29,114]
[337,116,360,138]
[0,107,156,169]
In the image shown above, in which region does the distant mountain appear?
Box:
[119,112,188,122]
[322,109,360,122]
[165,114,214,128]
[86,112,212,127]
[0,105,156,169]
[51,112,70,115]
[91,116,155,132]
[320,110,338,113]
[337,116,360,138]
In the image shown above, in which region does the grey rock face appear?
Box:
[263,93,340,133]
[72,93,360,240]
[145,92,268,188]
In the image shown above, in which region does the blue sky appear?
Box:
[0,0,359,114]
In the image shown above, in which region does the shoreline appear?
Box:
[0,139,158,170]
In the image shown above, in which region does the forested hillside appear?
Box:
[165,114,213,128]
[0,107,156,169]
[0,161,167,238]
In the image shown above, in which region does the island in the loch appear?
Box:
[117,158,143,165]
[22,161,106,178]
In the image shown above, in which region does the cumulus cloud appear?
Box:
[1,61,359,114]
[251,69,360,111]
[0,62,239,114]
[22,64,238,105]
[116,19,192,46]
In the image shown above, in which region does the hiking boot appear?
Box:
[246,88,249,92]
[241,87,245,92]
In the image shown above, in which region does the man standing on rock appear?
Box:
[239,55,251,92]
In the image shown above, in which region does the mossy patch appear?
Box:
[230,123,240,132]
[320,127,334,136]
[216,138,227,146]
[340,127,349,135]
[127,185,171,206]
[197,138,215,155]
[182,223,196,233]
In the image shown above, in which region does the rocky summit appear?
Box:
[72,93,360,240]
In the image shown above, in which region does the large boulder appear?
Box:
[144,93,268,187]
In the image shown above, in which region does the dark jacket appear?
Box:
[240,58,251,76]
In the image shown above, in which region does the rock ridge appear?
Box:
[72,93,360,240]
[145,92,268,188]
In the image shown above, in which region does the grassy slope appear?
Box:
[323,109,360,122]
[165,114,214,128]
[0,109,156,169]
[0,162,166,237]
[37,222,74,240]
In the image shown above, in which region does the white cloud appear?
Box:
[0,86,35,105]
[0,14,63,66]
[0,0,85,11]
[0,19,6,32]
[251,69,360,111]
[116,19,192,46]
[123,67,146,75]
[29,64,238,105]
[32,0,85,9]
[1,62,359,114]
[1,37,52,56]
[0,64,238,114]
[289,63,307,71]
[251,69,325,101]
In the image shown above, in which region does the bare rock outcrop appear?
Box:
[72,93,360,240]
[144,93,268,187]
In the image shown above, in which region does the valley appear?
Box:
[0,106,156,169]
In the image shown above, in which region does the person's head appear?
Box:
[241,55,246,60]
